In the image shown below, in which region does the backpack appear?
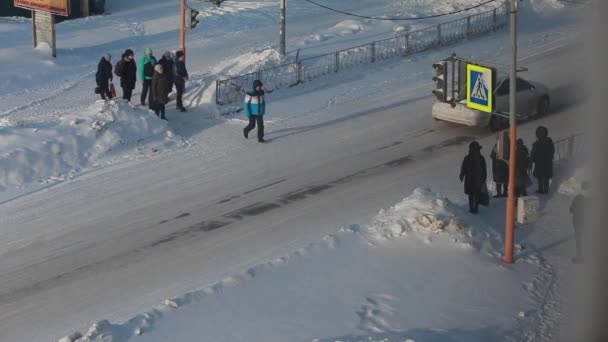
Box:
[114,60,124,77]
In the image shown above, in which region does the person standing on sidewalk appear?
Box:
[570,181,589,263]
[459,141,487,214]
[174,50,189,112]
[531,126,555,194]
[152,64,169,120]
[139,48,157,108]
[243,79,266,143]
[114,49,136,102]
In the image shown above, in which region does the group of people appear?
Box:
[459,125,555,214]
[95,48,189,120]
[460,126,588,263]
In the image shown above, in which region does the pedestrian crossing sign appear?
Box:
[467,63,495,113]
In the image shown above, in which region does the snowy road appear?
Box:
[0,30,583,340]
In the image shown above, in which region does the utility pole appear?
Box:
[280,0,286,56]
[504,0,518,264]
[181,0,187,61]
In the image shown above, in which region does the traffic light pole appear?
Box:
[181,0,186,61]
[279,0,286,56]
[504,0,518,264]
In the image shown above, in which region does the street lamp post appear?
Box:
[504,0,518,264]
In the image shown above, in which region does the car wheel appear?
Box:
[536,96,550,118]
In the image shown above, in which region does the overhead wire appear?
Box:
[300,0,502,21]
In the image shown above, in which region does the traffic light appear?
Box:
[190,9,200,29]
[432,61,448,102]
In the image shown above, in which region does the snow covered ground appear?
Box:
[0,0,589,341]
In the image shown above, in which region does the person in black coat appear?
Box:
[460,141,487,214]
[115,49,137,102]
[530,126,555,194]
[158,51,175,91]
[174,50,189,112]
[514,139,532,197]
[490,143,509,197]
[96,53,113,100]
[152,64,169,120]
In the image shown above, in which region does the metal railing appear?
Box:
[553,133,583,162]
[216,2,508,106]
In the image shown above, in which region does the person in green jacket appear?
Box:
[139,48,157,109]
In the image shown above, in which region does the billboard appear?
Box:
[14,0,69,16]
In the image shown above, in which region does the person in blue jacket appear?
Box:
[243,80,266,143]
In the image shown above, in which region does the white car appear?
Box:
[432,77,550,131]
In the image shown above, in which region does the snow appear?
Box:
[0,0,588,341]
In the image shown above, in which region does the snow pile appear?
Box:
[63,188,539,342]
[365,187,500,252]
[0,100,186,191]
[558,167,588,195]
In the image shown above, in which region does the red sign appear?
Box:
[14,0,70,16]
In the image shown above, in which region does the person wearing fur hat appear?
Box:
[139,48,157,108]
[114,49,137,101]
[96,53,113,100]
[459,141,487,213]
[174,50,189,112]
[243,79,266,143]
[530,126,555,194]
[152,64,169,120]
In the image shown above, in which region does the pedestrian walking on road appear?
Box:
[570,181,589,263]
[460,141,487,214]
[174,50,189,112]
[114,49,137,102]
[96,53,113,100]
[243,79,266,143]
[531,126,555,194]
[152,64,169,120]
[139,48,157,108]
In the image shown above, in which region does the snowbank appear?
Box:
[64,188,541,342]
[0,100,186,191]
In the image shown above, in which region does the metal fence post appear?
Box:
[568,134,575,159]
[403,34,409,55]
[216,80,220,105]
[297,61,303,84]
[335,51,339,72]
[467,16,471,37]
[437,24,442,46]
[371,41,376,63]
[493,9,497,32]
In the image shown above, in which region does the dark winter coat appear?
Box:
[531,137,555,179]
[158,57,175,89]
[152,71,169,105]
[96,57,113,87]
[115,58,137,90]
[490,145,509,184]
[175,60,188,81]
[460,150,487,195]
[515,145,531,188]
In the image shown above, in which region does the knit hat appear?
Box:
[145,48,153,56]
[123,49,134,57]
[175,50,184,58]
[154,64,163,73]
[163,51,172,59]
